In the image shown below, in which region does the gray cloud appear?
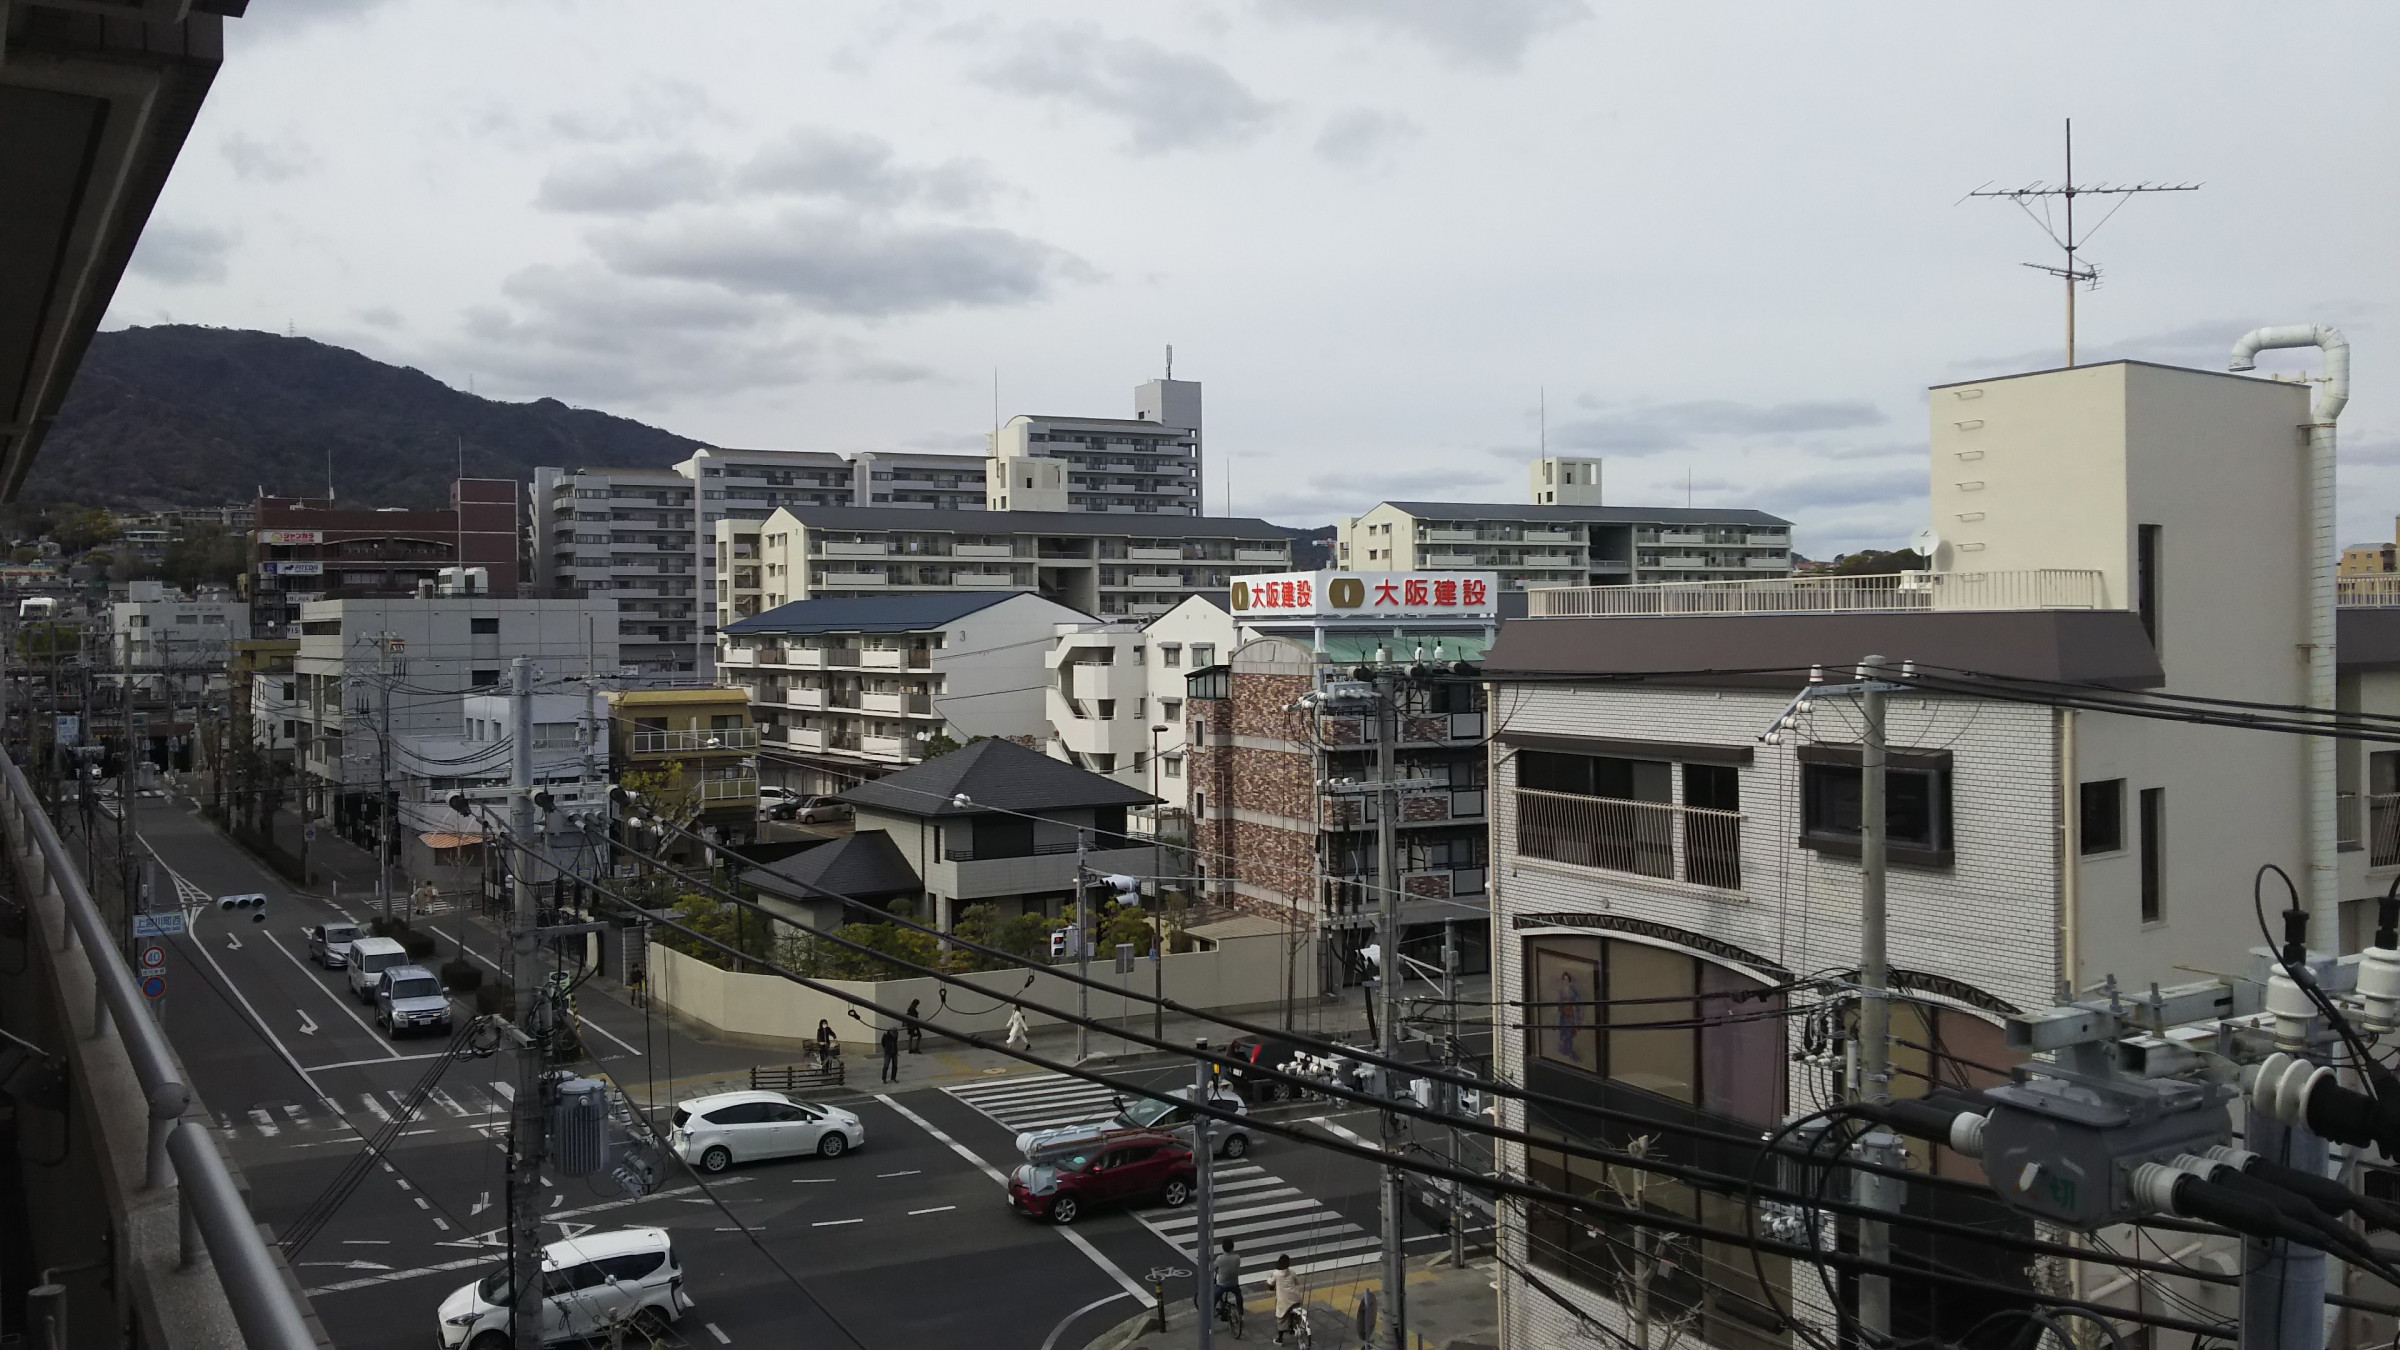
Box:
[1752,466,1927,513]
[591,212,1091,317]
[737,129,1000,210]
[1314,109,1420,166]
[126,222,237,285]
[974,23,1276,154]
[1275,0,1589,71]
[234,0,394,40]
[221,131,320,183]
[355,305,402,329]
[1555,399,1888,454]
[536,149,724,214]
[546,81,722,146]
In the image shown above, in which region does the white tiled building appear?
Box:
[111,579,245,699]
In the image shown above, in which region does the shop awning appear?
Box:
[418,832,487,850]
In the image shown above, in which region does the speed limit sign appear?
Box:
[139,944,166,970]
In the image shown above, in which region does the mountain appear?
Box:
[26,325,704,509]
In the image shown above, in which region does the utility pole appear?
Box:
[1193,1036,1215,1350]
[1075,828,1091,1062]
[1373,673,1406,1350]
[378,634,394,927]
[1444,920,1467,1269]
[503,656,548,1350]
[1854,655,1896,1343]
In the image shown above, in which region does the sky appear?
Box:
[106,1,2400,557]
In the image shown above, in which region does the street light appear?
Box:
[1148,723,1169,824]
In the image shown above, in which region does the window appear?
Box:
[2080,779,2124,854]
[1164,754,1183,778]
[471,617,499,634]
[595,1251,665,1283]
[703,1102,771,1125]
[2137,523,2161,644]
[1190,643,1215,667]
[1161,643,1183,668]
[470,669,501,687]
[1796,746,1953,866]
[1161,698,1183,721]
[1522,934,1785,1125]
[2140,786,2165,923]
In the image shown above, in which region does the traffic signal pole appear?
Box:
[504,657,549,1350]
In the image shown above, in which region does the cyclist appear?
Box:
[1270,1254,1304,1344]
[1211,1238,1244,1333]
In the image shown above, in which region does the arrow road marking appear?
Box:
[470,1191,490,1217]
[297,1011,318,1036]
[225,932,242,951]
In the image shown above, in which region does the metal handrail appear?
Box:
[0,754,315,1350]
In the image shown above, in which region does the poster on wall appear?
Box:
[1530,942,1600,1073]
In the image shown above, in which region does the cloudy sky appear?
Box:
[109,1,2400,555]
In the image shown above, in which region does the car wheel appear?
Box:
[1050,1195,1081,1225]
[469,1333,510,1350]
[1220,1133,1251,1160]
[1160,1177,1191,1208]
[818,1132,848,1159]
[632,1306,674,1334]
[700,1146,732,1174]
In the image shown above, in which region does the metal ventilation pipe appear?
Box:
[2230,325,2350,953]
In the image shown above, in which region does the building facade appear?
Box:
[111,579,244,699]
[1043,594,1238,807]
[394,690,610,890]
[249,480,522,638]
[605,686,759,851]
[1337,501,1793,590]
[986,377,1201,516]
[529,466,702,676]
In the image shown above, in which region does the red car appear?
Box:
[1006,1130,1195,1224]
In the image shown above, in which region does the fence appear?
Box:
[1525,568,2107,618]
[1513,787,1744,890]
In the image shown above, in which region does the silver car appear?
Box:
[306,921,361,968]
[1017,1086,1253,1160]
[374,965,453,1038]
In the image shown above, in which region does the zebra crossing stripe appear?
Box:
[248,1108,279,1137]
[359,1095,393,1125]
[427,1089,471,1119]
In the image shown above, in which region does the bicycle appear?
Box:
[1214,1283,1245,1340]
[1274,1305,1313,1349]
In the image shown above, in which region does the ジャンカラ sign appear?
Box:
[1228,570,1500,618]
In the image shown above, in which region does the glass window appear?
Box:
[1607,941,1697,1103]
[1161,644,1182,667]
[2079,779,2124,854]
[1190,643,1214,666]
[597,1251,665,1283]
[1800,762,1951,855]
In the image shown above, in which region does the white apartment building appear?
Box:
[717,590,1090,795]
[1043,595,1239,802]
[288,596,621,844]
[111,580,245,698]
[1480,356,2322,1349]
[986,377,1201,516]
[715,506,1290,625]
[392,690,610,885]
[529,466,702,675]
[1337,493,1793,590]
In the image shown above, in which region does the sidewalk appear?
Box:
[1092,1253,1501,1350]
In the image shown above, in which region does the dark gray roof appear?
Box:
[743,830,921,901]
[1382,502,1793,527]
[780,505,1290,539]
[836,737,1159,818]
[1485,609,2164,689]
[2340,609,2400,669]
[724,590,1046,635]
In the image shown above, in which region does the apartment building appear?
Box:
[248,480,522,638]
[718,591,1089,795]
[286,596,621,849]
[716,506,1289,628]
[1479,356,2324,1349]
[1043,594,1236,801]
[529,466,702,675]
[393,690,609,887]
[986,377,1201,516]
[1336,494,1793,590]
[1179,571,1502,984]
[606,686,758,851]
[111,579,244,699]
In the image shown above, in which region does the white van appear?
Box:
[344,936,409,1003]
[437,1227,691,1348]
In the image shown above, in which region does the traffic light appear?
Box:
[215,893,268,924]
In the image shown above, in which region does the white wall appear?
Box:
[932,593,1093,744]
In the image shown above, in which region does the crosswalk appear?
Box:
[216,1080,522,1150]
[943,1071,1382,1278]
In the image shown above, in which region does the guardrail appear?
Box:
[2340,576,2400,608]
[0,752,316,1350]
[1525,568,2106,618]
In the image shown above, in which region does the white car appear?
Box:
[437,1227,691,1348]
[669,1090,864,1173]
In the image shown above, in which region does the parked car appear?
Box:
[791,795,852,824]
[1007,1130,1194,1225]
[757,786,799,818]
[344,935,410,1002]
[668,1090,864,1173]
[374,964,453,1038]
[1017,1086,1253,1161]
[437,1226,692,1348]
[305,921,362,968]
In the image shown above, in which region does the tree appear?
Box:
[920,730,962,758]
[161,523,249,590]
[49,505,113,553]
[1825,549,1927,577]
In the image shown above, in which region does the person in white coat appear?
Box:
[1004,1005,1030,1049]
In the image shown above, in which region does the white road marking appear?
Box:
[908,1205,956,1216]
[260,929,395,1056]
[297,1011,319,1036]
[580,1016,644,1058]
[248,1108,280,1138]
[281,1103,311,1130]
[413,1198,429,1211]
[490,1081,514,1102]
[431,1217,449,1231]
[225,932,242,951]
[810,1219,861,1227]
[340,1240,391,1246]
[359,1095,393,1125]
[706,1324,732,1345]
[427,1089,471,1119]
[471,1192,491,1217]
[875,1092,1153,1308]
[875,1170,920,1178]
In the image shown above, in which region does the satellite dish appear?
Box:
[1909,527,1943,565]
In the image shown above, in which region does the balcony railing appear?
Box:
[2373,792,2400,867]
[1513,787,1743,890]
[630,728,758,754]
[699,777,758,801]
[2340,576,2400,608]
[1526,568,2107,618]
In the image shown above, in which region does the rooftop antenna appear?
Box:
[1539,388,1546,456]
[1966,119,2199,368]
[1165,344,1173,380]
[456,435,466,589]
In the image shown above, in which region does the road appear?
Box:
[102,791,1442,1349]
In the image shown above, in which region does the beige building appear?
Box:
[1336,500,1792,590]
[985,377,1201,516]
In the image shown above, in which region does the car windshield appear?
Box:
[323,926,358,942]
[1120,1099,1177,1128]
[359,951,400,972]
[476,1271,512,1304]
[389,977,441,1000]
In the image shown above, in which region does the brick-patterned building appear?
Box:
[249,479,522,638]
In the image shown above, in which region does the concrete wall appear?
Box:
[645,927,1311,1050]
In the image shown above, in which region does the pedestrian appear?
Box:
[1004,1004,1030,1050]
[1271,1255,1302,1344]
[815,1018,837,1068]
[879,1024,901,1083]
[906,998,923,1053]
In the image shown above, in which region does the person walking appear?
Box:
[816,1018,837,1068]
[879,1024,901,1083]
[905,998,923,1053]
[1271,1255,1302,1344]
[1004,1004,1030,1050]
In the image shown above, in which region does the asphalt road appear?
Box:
[104,791,1438,1350]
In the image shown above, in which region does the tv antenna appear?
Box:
[1965,119,2198,368]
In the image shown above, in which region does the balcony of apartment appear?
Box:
[1418,527,1480,544]
[1128,545,1185,562]
[1747,532,1792,547]
[954,542,1017,559]
[1653,554,1712,569]
[1234,547,1288,563]
[629,727,758,755]
[860,648,933,670]
[1513,787,1745,890]
[1317,711,1487,746]
[950,570,1019,588]
[698,776,758,806]
[1525,568,2109,618]
[815,568,888,587]
[791,646,862,668]
[860,690,934,716]
[1742,554,1790,569]
[1326,788,1488,829]
[860,733,914,762]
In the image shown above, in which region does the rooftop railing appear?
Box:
[1525,568,2107,618]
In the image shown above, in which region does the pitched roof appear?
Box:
[722,590,1035,635]
[836,736,1159,817]
[742,830,921,901]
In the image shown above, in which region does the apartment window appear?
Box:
[2139,787,2165,923]
[2080,779,2125,855]
[2137,523,2161,644]
[1161,698,1183,721]
[1163,754,1183,779]
[281,682,296,701]
[1796,746,1953,866]
[470,617,500,634]
[1190,643,1215,667]
[471,669,501,687]
[1161,644,1182,668]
